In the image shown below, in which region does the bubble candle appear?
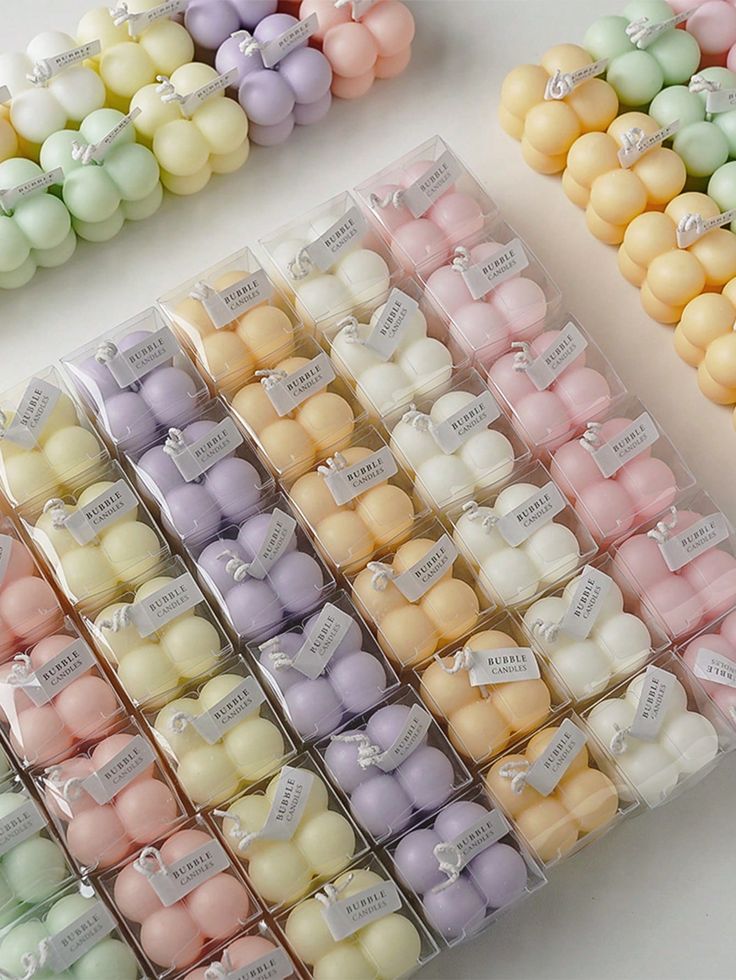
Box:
[183,926,296,980]
[184,0,278,58]
[682,608,736,724]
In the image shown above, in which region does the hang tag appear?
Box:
[520,322,588,391]
[460,238,529,300]
[394,533,457,601]
[168,417,244,481]
[323,447,397,506]
[290,602,356,679]
[496,482,567,547]
[247,508,297,580]
[629,665,676,741]
[126,572,204,637]
[215,948,293,980]
[658,512,730,572]
[28,40,101,82]
[256,766,315,841]
[264,352,335,416]
[0,167,63,215]
[351,0,377,17]
[80,734,155,804]
[558,566,614,639]
[705,89,736,114]
[0,537,12,586]
[298,207,367,273]
[363,288,419,360]
[260,13,318,68]
[617,120,680,167]
[435,808,510,875]
[63,478,139,545]
[373,703,432,772]
[190,676,265,744]
[524,718,587,796]
[1,377,61,448]
[178,68,238,114]
[627,8,695,48]
[322,880,402,941]
[399,150,465,219]
[45,901,116,973]
[199,269,274,328]
[466,647,540,686]
[431,391,501,454]
[0,797,47,856]
[121,0,188,35]
[544,58,608,99]
[105,326,181,387]
[77,108,141,163]
[677,208,736,247]
[589,413,659,478]
[694,648,736,690]
[145,839,231,907]
[20,637,96,707]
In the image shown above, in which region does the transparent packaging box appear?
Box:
[386,785,546,948]
[212,750,369,912]
[316,686,472,845]
[62,308,210,454]
[188,492,336,645]
[547,395,696,546]
[146,656,295,809]
[0,366,109,510]
[355,135,499,277]
[348,516,492,670]
[520,553,669,705]
[175,920,298,980]
[158,248,300,396]
[679,606,736,727]
[259,191,399,340]
[125,397,275,549]
[225,331,365,482]
[249,590,400,743]
[483,712,638,869]
[275,853,438,980]
[582,652,736,809]
[285,424,426,575]
[421,219,562,371]
[84,554,233,710]
[384,366,531,512]
[447,461,597,609]
[20,461,170,618]
[416,610,570,767]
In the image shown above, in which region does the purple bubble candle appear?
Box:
[185,0,278,55]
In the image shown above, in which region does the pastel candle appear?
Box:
[184,934,294,980]
[682,609,736,723]
[185,0,278,56]
[0,530,63,663]
[680,1,736,65]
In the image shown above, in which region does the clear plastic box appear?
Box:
[415,609,570,767]
[62,308,210,454]
[248,590,401,743]
[145,656,295,809]
[355,135,499,277]
[175,920,299,980]
[157,248,300,396]
[547,395,696,546]
[446,461,598,609]
[0,366,109,510]
[384,366,531,512]
[582,652,736,809]
[679,606,736,727]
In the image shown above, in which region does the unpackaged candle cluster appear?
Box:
[0,135,734,980]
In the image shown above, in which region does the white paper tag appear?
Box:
[435,808,510,875]
[190,676,265,744]
[351,0,377,16]
[323,447,397,506]
[260,12,318,68]
[246,508,297,580]
[705,89,736,114]
[590,413,659,478]
[120,0,188,35]
[677,208,736,247]
[0,536,12,586]
[80,734,155,804]
[79,107,141,163]
[64,478,139,545]
[215,948,293,980]
[45,901,115,973]
[629,665,675,741]
[299,207,367,273]
[126,572,204,637]
[168,417,244,481]
[558,566,614,640]
[373,703,432,772]
[394,533,457,601]
[178,68,238,114]
[618,120,680,167]
[322,880,402,941]
[291,602,356,679]
[199,269,274,328]
[1,377,61,448]
[694,648,736,689]
[399,150,465,219]
[658,512,730,572]
[431,391,501,454]
[524,718,587,796]
[544,58,608,99]
[257,766,315,841]
[0,167,63,214]
[496,482,567,547]
[521,322,588,391]
[0,797,47,856]
[467,647,540,686]
[460,238,529,300]
[627,8,695,47]
[145,839,231,907]
[363,288,419,360]
[106,326,181,387]
[28,40,101,82]
[20,637,96,707]
[264,352,335,416]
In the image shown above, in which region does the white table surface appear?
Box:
[3,2,735,978]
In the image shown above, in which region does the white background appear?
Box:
[3,2,736,978]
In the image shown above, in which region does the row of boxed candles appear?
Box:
[498,0,736,428]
